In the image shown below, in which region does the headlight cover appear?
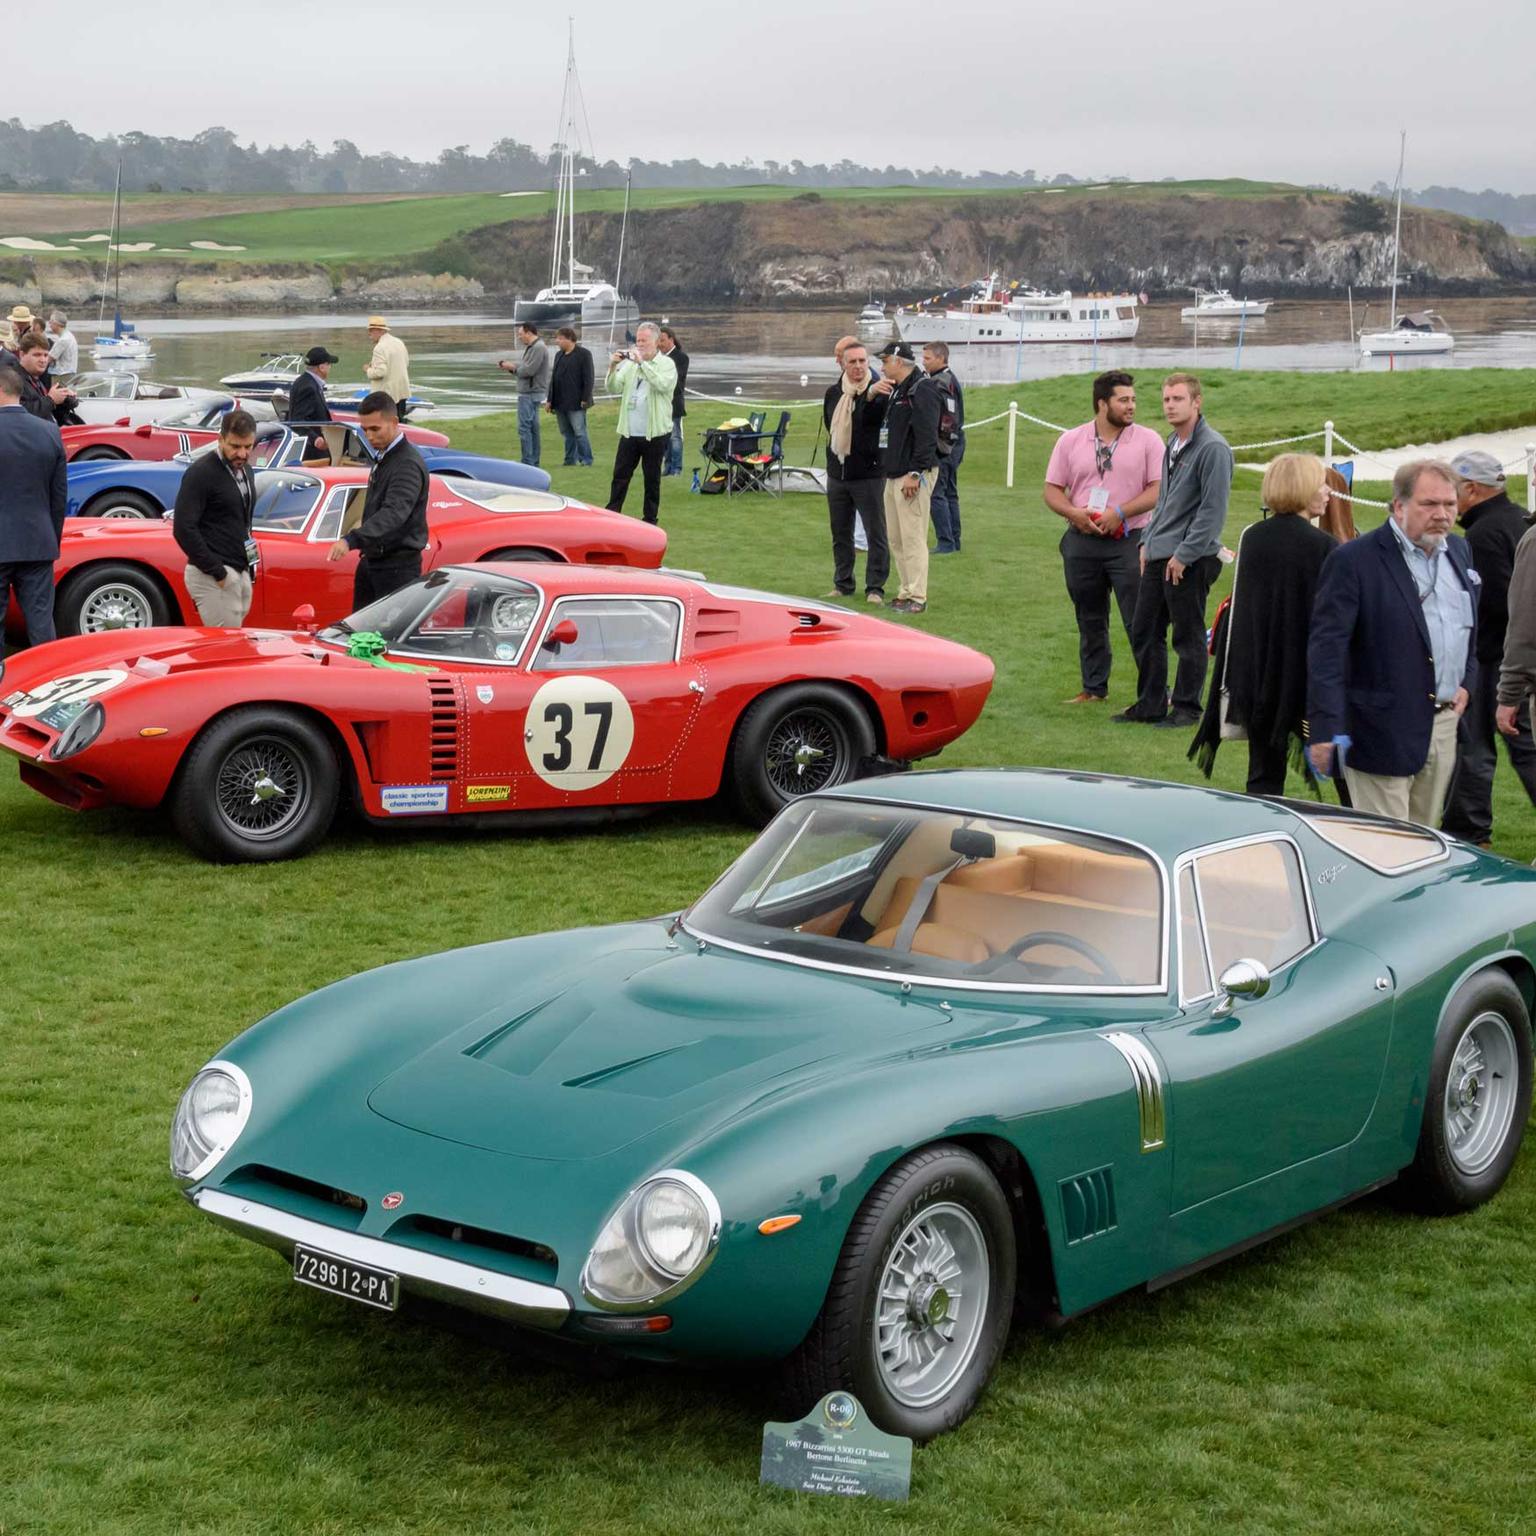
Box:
[581,1169,722,1310]
[51,700,105,760]
[170,1061,253,1184]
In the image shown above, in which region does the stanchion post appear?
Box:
[1323,419,1334,465]
[1006,401,1018,489]
[1526,443,1535,517]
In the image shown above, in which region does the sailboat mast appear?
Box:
[1388,129,1405,329]
[98,160,121,333]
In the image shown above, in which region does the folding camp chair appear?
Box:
[723,410,791,497]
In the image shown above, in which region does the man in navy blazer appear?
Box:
[1308,459,1478,825]
[0,363,67,646]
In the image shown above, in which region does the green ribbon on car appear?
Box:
[345,631,433,673]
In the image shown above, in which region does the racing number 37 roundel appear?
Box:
[524,676,636,792]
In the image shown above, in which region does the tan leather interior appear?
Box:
[339,488,368,538]
[865,844,1160,975]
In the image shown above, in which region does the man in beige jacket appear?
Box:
[364,317,412,414]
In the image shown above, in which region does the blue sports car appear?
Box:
[65,421,551,519]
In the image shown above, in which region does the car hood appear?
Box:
[365,943,955,1161]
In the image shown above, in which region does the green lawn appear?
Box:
[3,367,1535,1534]
[28,178,1324,268]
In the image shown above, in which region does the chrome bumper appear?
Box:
[192,1188,572,1330]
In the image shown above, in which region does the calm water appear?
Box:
[87,296,1536,419]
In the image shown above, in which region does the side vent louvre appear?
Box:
[427,676,459,781]
[1059,1166,1117,1245]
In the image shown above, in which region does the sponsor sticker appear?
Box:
[475,684,495,704]
[7,669,130,720]
[380,783,449,815]
[465,784,511,804]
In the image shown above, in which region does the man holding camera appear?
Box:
[605,322,677,525]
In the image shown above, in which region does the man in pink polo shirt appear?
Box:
[1043,371,1164,703]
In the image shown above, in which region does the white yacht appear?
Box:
[512,28,638,331]
[894,274,1139,345]
[219,354,310,395]
[1181,289,1272,319]
[1359,133,1455,357]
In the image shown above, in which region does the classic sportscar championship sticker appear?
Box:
[7,669,130,720]
[380,783,449,815]
[465,784,511,803]
[525,675,635,791]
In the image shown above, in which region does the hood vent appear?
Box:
[427,676,459,781]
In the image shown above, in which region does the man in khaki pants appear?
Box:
[874,341,942,614]
[173,409,259,626]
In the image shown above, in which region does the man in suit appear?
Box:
[173,408,259,627]
[286,346,337,454]
[327,392,430,606]
[658,326,689,476]
[0,364,68,646]
[545,327,594,466]
[1308,459,1478,825]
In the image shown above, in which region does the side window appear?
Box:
[535,598,681,671]
[1176,864,1212,1000]
[309,487,355,543]
[1195,840,1313,978]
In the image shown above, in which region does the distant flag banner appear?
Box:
[1138,291,1149,304]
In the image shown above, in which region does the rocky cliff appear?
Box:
[2,190,1529,309]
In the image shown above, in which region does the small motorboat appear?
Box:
[1181,289,1272,320]
[219,354,309,394]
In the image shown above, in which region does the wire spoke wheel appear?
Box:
[1443,1010,1520,1177]
[214,736,311,841]
[763,708,848,798]
[873,1201,989,1409]
[80,583,154,631]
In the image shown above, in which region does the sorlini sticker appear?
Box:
[380,784,449,815]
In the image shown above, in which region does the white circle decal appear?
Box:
[525,675,635,791]
[9,669,129,719]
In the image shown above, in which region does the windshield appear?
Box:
[319,567,543,665]
[686,799,1165,991]
[183,423,288,470]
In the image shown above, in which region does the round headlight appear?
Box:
[170,1061,252,1183]
[51,700,105,761]
[581,1169,721,1309]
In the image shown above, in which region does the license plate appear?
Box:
[293,1244,399,1311]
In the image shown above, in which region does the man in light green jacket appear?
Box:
[605,321,677,525]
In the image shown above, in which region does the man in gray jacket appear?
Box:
[499,321,552,468]
[1113,372,1233,726]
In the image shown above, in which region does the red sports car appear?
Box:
[10,468,667,640]
[0,565,995,862]
[60,417,450,464]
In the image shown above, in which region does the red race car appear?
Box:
[60,417,451,464]
[10,468,667,640]
[0,564,995,862]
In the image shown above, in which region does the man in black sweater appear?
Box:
[327,391,430,608]
[173,408,259,626]
[286,346,337,455]
[659,326,689,476]
[546,327,595,467]
[822,340,890,604]
[874,341,942,614]
[1442,450,1536,844]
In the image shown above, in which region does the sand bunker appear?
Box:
[188,240,247,251]
[110,242,157,253]
[499,191,541,198]
[0,235,80,251]
[74,234,112,243]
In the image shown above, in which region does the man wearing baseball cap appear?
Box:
[1443,449,1536,845]
[363,317,412,417]
[288,345,338,428]
[873,340,941,613]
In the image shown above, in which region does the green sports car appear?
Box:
[172,770,1535,1440]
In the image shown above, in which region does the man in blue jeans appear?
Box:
[546,327,594,466]
[498,321,551,467]
[922,342,964,552]
[658,326,689,476]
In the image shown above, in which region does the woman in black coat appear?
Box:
[1191,453,1342,796]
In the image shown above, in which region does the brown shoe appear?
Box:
[865,591,884,606]
[1065,691,1108,703]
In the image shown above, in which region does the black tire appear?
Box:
[1398,970,1532,1214]
[56,562,174,637]
[481,546,560,563]
[72,446,129,462]
[728,682,876,825]
[81,489,161,520]
[170,707,340,863]
[779,1144,1016,1442]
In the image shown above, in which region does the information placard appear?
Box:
[760,1391,912,1502]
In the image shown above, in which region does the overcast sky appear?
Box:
[26,0,1536,193]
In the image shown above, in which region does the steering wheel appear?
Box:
[1000,930,1122,984]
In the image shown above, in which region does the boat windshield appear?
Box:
[686,798,1165,992]
[318,567,543,666]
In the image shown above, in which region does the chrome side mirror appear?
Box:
[1212,958,1272,1018]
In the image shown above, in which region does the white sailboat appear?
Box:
[1359,133,1454,357]
[513,27,638,329]
[92,162,154,363]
